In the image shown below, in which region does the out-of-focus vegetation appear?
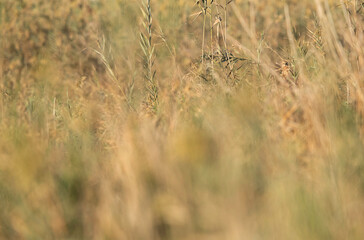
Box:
[1,0,364,239]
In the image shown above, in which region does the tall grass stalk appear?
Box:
[201,1,207,65]
[140,0,158,113]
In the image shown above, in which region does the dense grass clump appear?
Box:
[1,0,364,239]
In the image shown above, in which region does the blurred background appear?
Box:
[1,0,364,239]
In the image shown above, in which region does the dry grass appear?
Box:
[1,0,364,239]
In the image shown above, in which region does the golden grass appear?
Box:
[0,0,364,239]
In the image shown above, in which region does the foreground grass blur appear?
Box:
[1,0,364,239]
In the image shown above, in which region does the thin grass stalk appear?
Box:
[210,1,214,69]
[202,4,206,65]
[224,0,233,72]
[140,0,158,113]
[224,0,228,50]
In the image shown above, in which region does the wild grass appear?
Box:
[140,0,159,114]
[0,0,364,239]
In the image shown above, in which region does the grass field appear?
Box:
[1,0,364,239]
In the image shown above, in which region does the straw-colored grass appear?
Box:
[0,0,364,239]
